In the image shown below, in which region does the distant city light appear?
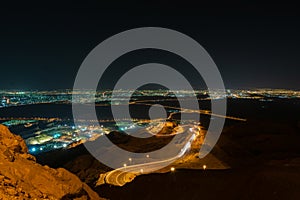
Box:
[0,89,299,110]
[53,133,61,139]
[170,167,175,172]
[2,89,300,159]
[203,165,207,170]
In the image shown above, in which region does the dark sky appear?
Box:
[0,1,299,90]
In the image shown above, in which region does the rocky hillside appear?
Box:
[0,125,104,200]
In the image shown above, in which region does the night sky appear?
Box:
[0,1,299,90]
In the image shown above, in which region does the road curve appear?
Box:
[101,133,195,186]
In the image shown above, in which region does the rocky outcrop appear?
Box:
[64,154,110,186]
[0,125,103,200]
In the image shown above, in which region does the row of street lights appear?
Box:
[123,154,150,169]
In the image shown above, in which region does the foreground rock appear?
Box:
[64,154,110,186]
[0,125,103,200]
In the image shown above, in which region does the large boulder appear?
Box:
[0,125,104,200]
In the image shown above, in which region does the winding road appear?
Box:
[101,133,195,186]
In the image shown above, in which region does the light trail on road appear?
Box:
[102,133,196,186]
